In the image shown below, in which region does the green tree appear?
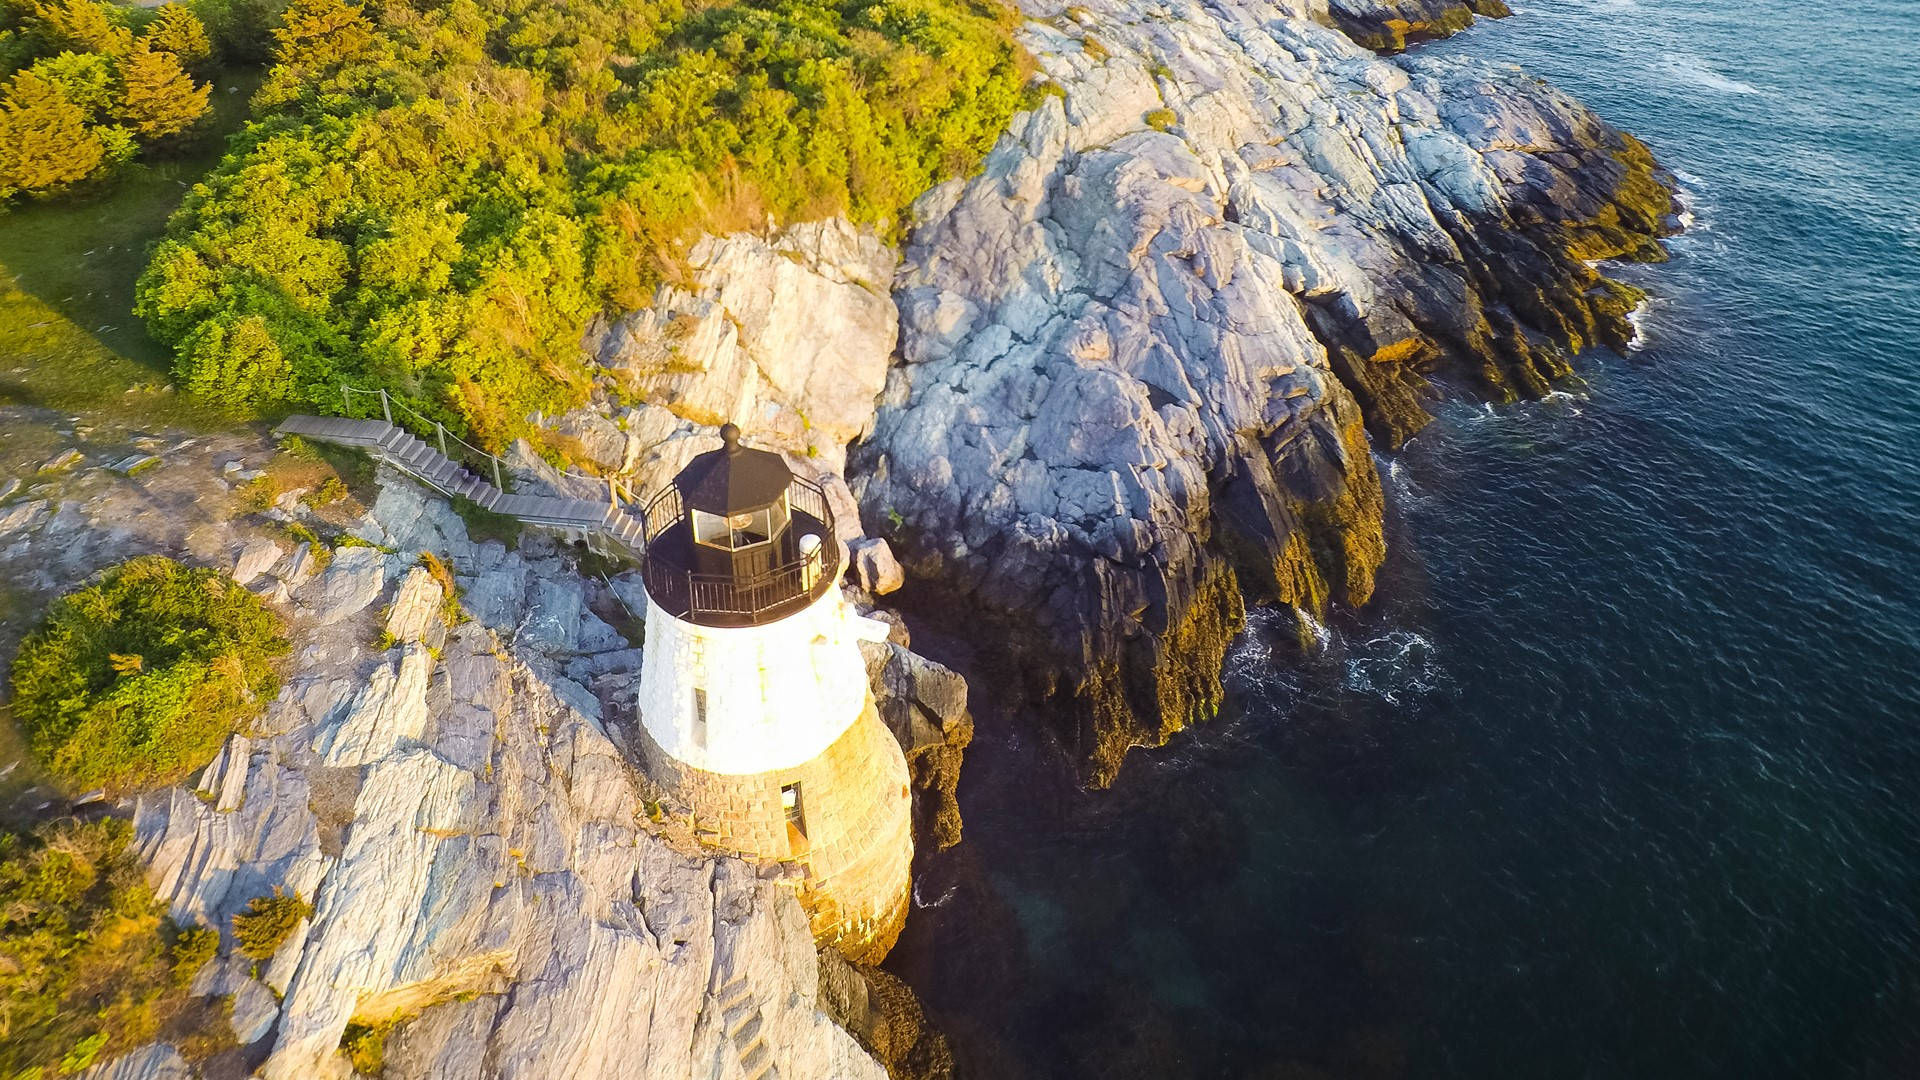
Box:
[270,0,368,67]
[26,48,116,120]
[142,3,211,67]
[186,0,284,64]
[0,68,104,195]
[140,0,1030,448]
[115,36,208,138]
[174,312,296,411]
[9,555,289,792]
[24,0,127,54]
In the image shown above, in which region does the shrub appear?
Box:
[416,550,465,626]
[170,925,220,985]
[0,818,217,1077]
[138,0,1032,448]
[230,889,311,959]
[1144,107,1176,132]
[9,555,289,793]
[341,1017,398,1075]
[0,68,106,196]
[116,36,210,138]
[143,4,213,68]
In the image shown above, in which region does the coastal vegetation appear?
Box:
[9,555,288,793]
[231,888,311,959]
[0,0,224,201]
[0,817,221,1078]
[135,0,1031,446]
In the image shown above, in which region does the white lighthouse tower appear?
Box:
[634,424,913,961]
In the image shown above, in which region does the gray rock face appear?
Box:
[571,217,900,497]
[78,1044,195,1080]
[850,0,1672,782]
[300,545,390,625]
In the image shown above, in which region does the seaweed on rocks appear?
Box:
[1327,0,1515,54]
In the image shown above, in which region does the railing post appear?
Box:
[491,455,503,491]
[380,389,393,425]
[342,383,350,412]
[436,423,447,457]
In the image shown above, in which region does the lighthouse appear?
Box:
[634,424,913,961]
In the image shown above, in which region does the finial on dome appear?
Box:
[720,423,742,454]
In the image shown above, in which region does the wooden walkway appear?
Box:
[274,415,647,555]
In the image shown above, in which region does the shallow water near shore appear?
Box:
[891,0,1920,1076]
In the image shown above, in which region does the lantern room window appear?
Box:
[690,493,789,550]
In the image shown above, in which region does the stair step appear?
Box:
[748,1064,776,1080]
[739,1039,768,1073]
[723,1000,756,1034]
[730,1012,762,1044]
[716,976,751,1010]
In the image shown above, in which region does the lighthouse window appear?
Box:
[692,687,708,747]
[689,495,789,551]
[782,783,807,844]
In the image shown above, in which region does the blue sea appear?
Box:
[890,1,1920,1075]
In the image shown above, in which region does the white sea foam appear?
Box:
[1626,297,1653,351]
[1296,608,1332,652]
[1342,630,1445,705]
[1657,53,1763,96]
[912,879,956,909]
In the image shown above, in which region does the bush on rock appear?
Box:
[9,554,288,793]
[231,888,312,959]
[0,817,217,1078]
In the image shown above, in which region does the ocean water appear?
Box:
[890,1,1920,1076]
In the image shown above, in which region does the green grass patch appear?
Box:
[449,495,521,551]
[0,67,260,426]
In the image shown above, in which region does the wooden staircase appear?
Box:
[274,415,648,558]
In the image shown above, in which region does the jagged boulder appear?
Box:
[865,639,973,852]
[1327,0,1512,52]
[851,537,906,596]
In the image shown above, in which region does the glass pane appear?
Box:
[692,509,732,548]
[732,507,772,547]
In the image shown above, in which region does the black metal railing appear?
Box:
[639,476,840,626]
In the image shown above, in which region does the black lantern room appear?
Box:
[638,423,839,626]
[675,424,793,579]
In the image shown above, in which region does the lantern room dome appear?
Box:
[673,423,792,515]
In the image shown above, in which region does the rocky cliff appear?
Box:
[0,438,961,1079]
[849,0,1675,785]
